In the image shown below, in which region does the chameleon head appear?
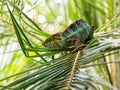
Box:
[42,33,66,48]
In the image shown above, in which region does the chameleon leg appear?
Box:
[72,44,86,53]
[70,37,86,53]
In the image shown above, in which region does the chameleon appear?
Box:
[42,19,94,51]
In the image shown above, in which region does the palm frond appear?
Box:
[1,34,120,89]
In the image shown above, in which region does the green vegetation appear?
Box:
[0,0,120,90]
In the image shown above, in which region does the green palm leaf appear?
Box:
[1,37,120,89]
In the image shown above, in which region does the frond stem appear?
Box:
[67,51,81,89]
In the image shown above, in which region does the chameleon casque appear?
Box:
[42,19,94,51]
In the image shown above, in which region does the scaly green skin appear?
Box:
[42,19,94,49]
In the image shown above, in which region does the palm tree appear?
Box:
[0,0,120,90]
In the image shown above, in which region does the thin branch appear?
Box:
[0,49,22,54]
[0,18,12,25]
[23,27,43,41]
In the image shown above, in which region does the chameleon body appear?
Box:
[42,19,94,49]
